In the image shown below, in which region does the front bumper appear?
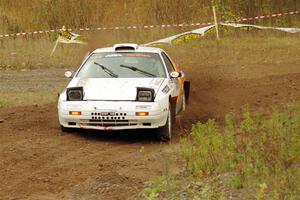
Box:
[58,100,168,131]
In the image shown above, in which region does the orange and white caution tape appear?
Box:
[0,10,299,39]
[228,10,300,23]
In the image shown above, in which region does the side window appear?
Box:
[162,52,175,73]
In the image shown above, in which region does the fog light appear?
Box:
[136,112,149,116]
[69,111,81,115]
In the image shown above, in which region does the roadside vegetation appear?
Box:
[0,0,299,33]
[0,37,86,70]
[143,104,300,199]
[0,0,299,72]
[0,87,62,108]
[1,29,300,71]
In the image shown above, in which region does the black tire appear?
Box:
[157,103,174,142]
[184,81,190,105]
[60,125,75,133]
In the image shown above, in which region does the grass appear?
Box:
[0,101,5,108]
[0,36,87,70]
[0,0,299,33]
[0,0,299,72]
[143,104,300,199]
[165,30,300,71]
[1,28,300,72]
[0,88,62,108]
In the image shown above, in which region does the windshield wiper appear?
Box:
[94,62,118,78]
[120,64,156,77]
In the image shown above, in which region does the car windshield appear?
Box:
[76,52,166,78]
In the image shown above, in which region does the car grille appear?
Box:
[91,116,127,120]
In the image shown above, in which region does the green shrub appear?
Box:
[0,101,5,108]
[181,104,300,198]
[145,104,300,199]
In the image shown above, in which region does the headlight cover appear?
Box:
[67,87,84,101]
[136,87,155,102]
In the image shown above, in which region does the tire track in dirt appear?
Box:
[0,102,179,200]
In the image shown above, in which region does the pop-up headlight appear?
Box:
[136,87,155,102]
[66,87,84,101]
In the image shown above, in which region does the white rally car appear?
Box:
[58,43,190,141]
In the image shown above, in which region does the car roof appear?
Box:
[92,43,164,54]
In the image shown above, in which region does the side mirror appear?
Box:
[65,71,75,78]
[170,71,181,78]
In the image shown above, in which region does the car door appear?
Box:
[161,52,184,114]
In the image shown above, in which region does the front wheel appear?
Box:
[157,104,173,142]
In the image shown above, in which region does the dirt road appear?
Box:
[1,63,300,199]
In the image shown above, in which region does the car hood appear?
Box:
[67,78,166,101]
